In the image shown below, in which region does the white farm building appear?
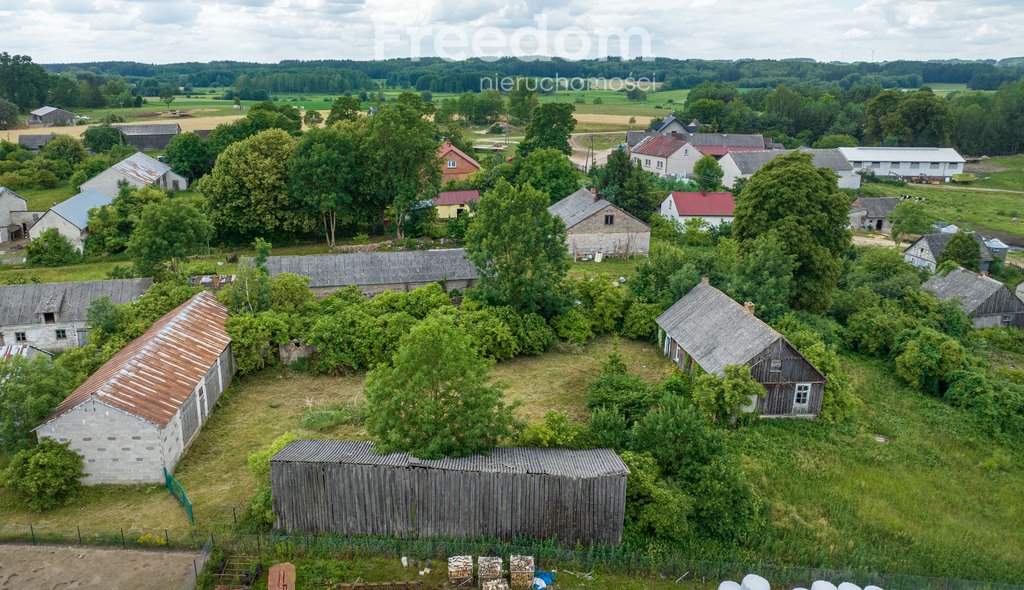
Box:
[35,292,234,484]
[837,147,965,180]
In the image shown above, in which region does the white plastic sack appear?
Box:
[718,581,742,590]
[864,586,884,590]
[811,582,838,590]
[838,583,862,590]
[742,574,771,590]
[533,577,547,590]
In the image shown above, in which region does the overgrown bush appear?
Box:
[550,308,593,345]
[691,364,764,425]
[620,300,661,340]
[586,371,656,426]
[1,439,85,512]
[25,228,80,267]
[518,410,591,449]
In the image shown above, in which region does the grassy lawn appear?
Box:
[971,154,1024,191]
[862,182,1024,238]
[17,181,77,211]
[569,254,645,280]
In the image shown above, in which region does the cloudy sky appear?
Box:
[2,0,1022,64]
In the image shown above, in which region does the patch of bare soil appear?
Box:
[0,544,202,590]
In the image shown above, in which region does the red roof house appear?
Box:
[438,141,482,184]
[659,191,735,227]
[435,189,481,219]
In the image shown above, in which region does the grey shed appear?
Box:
[923,267,1024,328]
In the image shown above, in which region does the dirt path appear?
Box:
[853,235,901,248]
[569,131,624,169]
[0,544,202,589]
[936,184,1024,195]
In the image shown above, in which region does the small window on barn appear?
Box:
[83,437,92,441]
[14,332,26,343]
[55,329,67,340]
[1002,314,1013,324]
[604,214,615,225]
[122,447,130,451]
[43,312,56,324]
[107,436,116,440]
[136,458,144,462]
[447,159,457,169]
[770,359,782,372]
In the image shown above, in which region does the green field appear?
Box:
[17,181,77,211]
[971,154,1024,192]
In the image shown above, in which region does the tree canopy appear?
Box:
[518,103,576,157]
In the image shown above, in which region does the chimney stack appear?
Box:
[589,187,599,202]
[744,301,756,314]
[700,276,710,285]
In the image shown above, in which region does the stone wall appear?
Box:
[566,206,651,257]
[0,320,84,351]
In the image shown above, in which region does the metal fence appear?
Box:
[165,467,195,525]
[0,522,1022,590]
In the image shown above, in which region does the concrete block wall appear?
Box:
[0,321,85,352]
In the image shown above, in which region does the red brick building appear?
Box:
[438,141,482,184]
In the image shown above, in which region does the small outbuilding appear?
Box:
[549,188,650,258]
[923,267,1024,328]
[17,134,54,151]
[903,232,994,273]
[110,123,181,151]
[849,197,901,232]
[79,152,188,198]
[1,187,42,243]
[271,440,628,546]
[35,291,234,484]
[30,106,77,127]
[659,191,735,228]
[263,249,478,297]
[435,189,480,219]
[656,279,826,417]
[28,188,113,251]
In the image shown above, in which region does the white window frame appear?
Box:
[793,383,811,413]
[447,159,457,169]
[673,344,680,363]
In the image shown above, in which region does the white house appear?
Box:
[837,147,966,180]
[1,187,43,243]
[0,279,153,351]
[903,232,994,273]
[719,149,861,190]
[80,152,188,198]
[630,131,771,177]
[28,188,112,251]
[659,191,735,228]
[35,291,234,484]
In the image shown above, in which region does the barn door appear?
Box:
[793,383,811,414]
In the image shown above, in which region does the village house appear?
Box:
[923,268,1024,328]
[434,189,480,219]
[849,197,901,232]
[720,148,860,190]
[549,188,651,258]
[438,141,481,184]
[110,123,181,151]
[28,188,112,251]
[35,291,233,484]
[626,115,701,147]
[80,152,188,198]
[837,147,966,181]
[630,131,771,177]
[17,134,54,151]
[0,278,153,351]
[264,249,479,297]
[1,187,42,243]
[29,106,77,127]
[903,232,994,272]
[659,191,735,228]
[656,280,827,418]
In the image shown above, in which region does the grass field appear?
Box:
[16,181,78,211]
[971,154,1024,192]
[863,180,1024,239]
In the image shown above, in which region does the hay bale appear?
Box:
[741,574,770,590]
[719,582,743,590]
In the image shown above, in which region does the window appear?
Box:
[949,163,960,171]
[910,162,920,169]
[769,359,782,373]
[14,332,26,343]
[930,162,940,169]
[447,159,457,169]
[794,383,811,412]
[1002,314,1013,325]
[604,214,615,225]
[43,312,55,324]
[870,162,880,169]
[892,162,902,169]
[644,159,651,166]
[673,344,680,363]
[55,329,67,340]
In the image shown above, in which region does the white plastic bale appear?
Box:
[864,586,884,590]
[742,574,771,590]
[838,583,862,590]
[811,581,838,590]
[793,587,810,590]
[718,581,743,590]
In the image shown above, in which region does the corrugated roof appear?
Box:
[31,106,59,116]
[728,149,853,175]
[667,192,735,217]
[108,152,172,186]
[838,147,965,164]
[272,440,629,478]
[656,282,785,375]
[922,267,1013,315]
[853,197,900,219]
[438,141,481,170]
[0,278,153,326]
[39,291,230,428]
[111,123,181,136]
[49,188,113,230]
[917,232,994,264]
[436,190,480,207]
[630,134,689,157]
[0,345,51,361]
[263,249,478,288]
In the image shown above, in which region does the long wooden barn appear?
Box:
[270,440,629,546]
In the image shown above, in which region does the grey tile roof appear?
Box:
[855,197,901,219]
[111,123,181,136]
[923,268,1008,315]
[0,278,153,326]
[626,131,656,147]
[263,248,478,288]
[690,133,767,148]
[49,188,113,230]
[728,148,853,175]
[655,282,782,375]
[17,134,53,150]
[272,440,629,478]
[919,232,994,265]
[548,188,609,229]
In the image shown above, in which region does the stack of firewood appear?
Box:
[448,556,474,587]
[481,580,510,590]
[477,557,502,587]
[508,556,534,588]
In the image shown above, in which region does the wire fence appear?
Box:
[1,522,1022,590]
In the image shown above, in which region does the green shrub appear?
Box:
[692,364,764,425]
[589,407,630,450]
[572,275,626,333]
[550,308,593,344]
[586,371,656,426]
[894,327,967,395]
[518,410,591,449]
[25,228,81,267]
[1,439,85,512]
[620,301,661,340]
[620,451,693,544]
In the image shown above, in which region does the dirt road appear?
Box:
[0,544,203,589]
[569,131,625,170]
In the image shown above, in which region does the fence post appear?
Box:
[232,507,237,527]
[120,528,126,549]
[165,530,170,550]
[257,534,261,555]
[29,524,35,545]
[77,526,82,546]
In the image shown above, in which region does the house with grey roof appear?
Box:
[849,197,901,232]
[110,123,181,151]
[17,134,54,151]
[923,268,1024,328]
[0,278,153,351]
[720,148,860,190]
[1,187,43,243]
[264,249,478,297]
[29,106,77,127]
[903,232,994,272]
[549,188,650,258]
[656,279,826,418]
[80,152,187,198]
[28,188,112,251]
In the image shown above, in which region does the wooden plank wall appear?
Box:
[271,462,626,546]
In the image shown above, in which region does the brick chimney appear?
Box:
[589,187,599,202]
[700,276,710,285]
[744,301,756,314]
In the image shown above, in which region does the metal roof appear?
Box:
[272,440,630,478]
[915,232,994,264]
[689,132,768,149]
[656,281,784,375]
[0,278,153,326]
[263,249,478,288]
[39,291,230,429]
[727,149,853,175]
[436,190,480,207]
[923,268,1015,315]
[49,188,114,230]
[108,152,172,186]
[666,192,735,217]
[111,123,181,136]
[852,197,900,219]
[30,106,59,116]
[838,147,965,164]
[0,344,51,361]
[630,134,690,157]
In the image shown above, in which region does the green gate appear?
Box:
[164,468,195,525]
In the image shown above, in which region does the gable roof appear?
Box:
[853,197,900,219]
[666,192,735,217]
[689,132,768,149]
[264,248,478,288]
[108,152,173,186]
[39,291,229,429]
[17,134,53,150]
[626,130,657,147]
[0,187,27,204]
[0,278,153,326]
[0,344,52,361]
[435,189,480,207]
[652,115,680,134]
[111,123,181,136]
[631,134,690,157]
[916,232,994,264]
[48,188,113,230]
[437,141,481,170]
[31,106,63,117]
[548,188,647,231]
[923,267,1015,315]
[837,147,965,164]
[656,282,814,377]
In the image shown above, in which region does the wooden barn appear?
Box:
[655,279,826,418]
[270,440,629,546]
[923,267,1024,328]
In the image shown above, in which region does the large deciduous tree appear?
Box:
[732,151,850,313]
[364,314,519,459]
[940,232,982,271]
[127,198,212,275]
[465,180,569,318]
[515,147,581,203]
[518,102,576,157]
[325,96,361,126]
[693,155,724,192]
[887,199,932,244]
[0,356,73,451]
[82,124,127,153]
[165,132,214,181]
[288,125,365,248]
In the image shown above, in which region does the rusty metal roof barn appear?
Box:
[263,249,478,289]
[271,440,629,545]
[107,152,173,186]
[38,291,230,428]
[112,123,182,137]
[0,278,153,326]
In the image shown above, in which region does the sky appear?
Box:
[2,0,1023,64]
